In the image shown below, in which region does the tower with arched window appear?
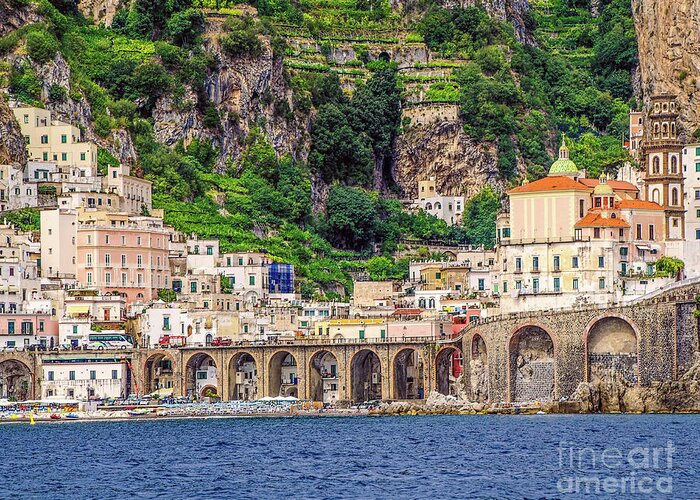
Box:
[642,95,684,246]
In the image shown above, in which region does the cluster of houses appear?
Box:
[2,94,700,402]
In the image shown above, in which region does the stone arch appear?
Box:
[229,351,258,400]
[392,348,425,399]
[425,202,433,211]
[143,352,176,395]
[662,122,669,138]
[470,334,488,402]
[672,187,679,206]
[435,346,462,396]
[268,350,298,397]
[652,156,660,174]
[350,349,382,402]
[309,350,339,403]
[584,315,639,385]
[0,359,32,401]
[378,51,390,62]
[671,155,678,173]
[652,188,660,204]
[434,202,442,210]
[185,352,218,400]
[508,324,555,403]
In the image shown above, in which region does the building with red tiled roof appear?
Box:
[494,139,675,314]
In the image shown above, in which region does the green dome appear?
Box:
[549,158,578,175]
[548,140,578,176]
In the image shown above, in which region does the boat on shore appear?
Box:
[65,413,80,419]
[50,413,61,420]
[127,409,151,417]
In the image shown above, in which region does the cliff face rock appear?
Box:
[154,22,309,171]
[393,118,505,199]
[0,0,40,37]
[633,0,700,140]
[77,0,127,25]
[0,97,27,166]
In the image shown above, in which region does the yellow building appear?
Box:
[12,105,97,177]
[314,318,388,340]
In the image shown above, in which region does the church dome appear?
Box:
[593,174,613,195]
[548,138,578,176]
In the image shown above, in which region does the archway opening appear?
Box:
[229,352,257,400]
[144,353,175,395]
[393,348,424,399]
[351,349,382,402]
[309,350,338,403]
[436,347,462,396]
[378,51,390,62]
[269,351,298,397]
[0,360,32,401]
[509,326,554,403]
[185,353,217,400]
[471,334,488,402]
[587,317,638,384]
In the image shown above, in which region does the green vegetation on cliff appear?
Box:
[0,0,639,296]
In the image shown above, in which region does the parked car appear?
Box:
[159,335,186,348]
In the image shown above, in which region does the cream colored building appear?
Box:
[415,177,464,225]
[496,139,671,313]
[40,208,78,282]
[12,105,97,177]
[352,280,397,307]
[106,163,152,215]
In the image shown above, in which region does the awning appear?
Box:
[0,285,7,292]
[636,245,651,251]
[66,304,91,316]
[7,286,18,293]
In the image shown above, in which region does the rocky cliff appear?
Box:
[394,117,506,199]
[77,0,126,25]
[633,0,700,140]
[0,97,27,167]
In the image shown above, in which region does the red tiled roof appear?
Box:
[392,308,423,316]
[578,178,638,191]
[508,176,590,194]
[575,212,630,228]
[617,199,664,211]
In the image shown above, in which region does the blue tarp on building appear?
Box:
[269,263,294,293]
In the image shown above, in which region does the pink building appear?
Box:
[76,210,171,304]
[0,312,58,348]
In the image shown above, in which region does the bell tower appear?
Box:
[642,95,684,246]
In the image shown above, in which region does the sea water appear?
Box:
[0,414,696,499]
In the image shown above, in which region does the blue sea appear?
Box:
[0,414,697,499]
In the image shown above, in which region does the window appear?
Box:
[249,275,255,285]
[572,278,579,290]
[121,236,126,245]
[532,278,539,293]
[359,329,365,340]
[72,325,78,334]
[90,370,96,380]
[42,152,48,161]
[61,134,67,144]
[515,257,522,272]
[121,273,127,286]
[40,135,48,144]
[112,370,118,379]
[69,371,75,381]
[163,317,170,330]
[23,114,28,123]
[594,228,601,239]
[137,237,142,245]
[137,273,143,286]
[105,254,111,266]
[636,224,642,240]
[696,229,700,240]
[105,273,111,285]
[532,256,539,272]
[48,371,54,381]
[652,156,660,174]
[80,152,85,161]
[502,281,507,293]
[190,282,197,293]
[502,227,510,237]
[620,247,628,256]
[595,197,602,208]
[574,229,582,241]
[87,272,93,284]
[553,256,560,271]
[649,225,655,241]
[579,199,585,218]
[137,255,143,267]
[553,277,561,292]
[121,255,126,266]
[598,256,605,268]
[39,321,44,332]
[7,321,14,334]
[206,246,213,255]
[695,162,700,172]
[599,278,606,289]
[478,279,485,291]
[672,188,679,206]
[61,152,67,161]
[572,256,579,268]
[515,280,522,290]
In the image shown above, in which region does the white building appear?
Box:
[42,358,128,400]
[414,177,464,225]
[40,208,77,284]
[683,143,700,276]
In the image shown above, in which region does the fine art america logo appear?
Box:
[556,441,674,495]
